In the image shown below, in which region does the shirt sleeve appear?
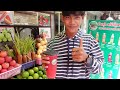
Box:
[86,35,104,74]
[47,37,56,50]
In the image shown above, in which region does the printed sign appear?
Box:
[0,11,14,25]
[38,12,51,26]
[39,27,51,38]
[88,20,120,79]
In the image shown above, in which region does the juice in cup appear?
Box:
[43,50,58,79]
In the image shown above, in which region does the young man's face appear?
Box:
[62,14,84,33]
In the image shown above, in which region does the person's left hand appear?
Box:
[72,38,88,62]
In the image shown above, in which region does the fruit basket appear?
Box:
[21,60,36,70]
[0,65,22,79]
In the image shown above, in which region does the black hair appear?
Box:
[62,11,85,16]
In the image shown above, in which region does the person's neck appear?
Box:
[65,30,78,39]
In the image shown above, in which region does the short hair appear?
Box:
[62,11,85,16]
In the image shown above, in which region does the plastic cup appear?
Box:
[43,50,58,79]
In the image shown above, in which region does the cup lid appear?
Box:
[43,50,59,56]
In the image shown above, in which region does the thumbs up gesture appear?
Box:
[72,38,88,62]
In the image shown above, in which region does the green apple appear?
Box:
[2,38,7,42]
[28,69,34,76]
[43,70,46,74]
[33,67,39,72]
[17,74,22,79]
[5,33,11,38]
[28,76,33,79]
[33,73,39,79]
[0,33,4,39]
[39,77,43,79]
[22,71,29,78]
[42,75,47,79]
[38,71,43,77]
[38,66,44,71]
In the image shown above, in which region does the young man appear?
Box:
[41,11,104,79]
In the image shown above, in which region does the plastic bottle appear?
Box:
[102,33,106,44]
[115,54,119,65]
[100,68,104,79]
[110,34,114,44]
[96,32,99,42]
[118,37,120,46]
[108,52,112,62]
[108,71,112,79]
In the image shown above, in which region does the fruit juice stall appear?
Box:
[87,20,120,79]
[0,11,54,79]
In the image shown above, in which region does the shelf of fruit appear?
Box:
[0,28,49,79]
[12,65,47,79]
[35,33,47,65]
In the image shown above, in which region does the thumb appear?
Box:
[79,38,83,47]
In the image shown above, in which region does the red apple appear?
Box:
[2,63,9,69]
[14,63,20,67]
[1,69,7,73]
[0,57,5,64]
[10,60,16,66]
[0,51,7,58]
[0,65,2,71]
[8,66,14,70]
[5,56,12,63]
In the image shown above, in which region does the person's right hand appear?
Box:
[41,54,50,69]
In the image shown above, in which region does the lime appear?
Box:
[28,76,34,79]
[39,77,43,79]
[33,73,39,79]
[33,67,39,72]
[22,71,29,78]
[17,74,22,79]
[42,75,47,79]
[28,69,34,76]
[38,71,43,77]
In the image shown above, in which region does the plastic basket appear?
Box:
[21,60,36,70]
[0,65,22,79]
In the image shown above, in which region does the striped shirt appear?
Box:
[47,29,104,79]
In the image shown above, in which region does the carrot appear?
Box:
[17,54,22,64]
[22,54,27,63]
[31,51,36,60]
[27,52,32,62]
